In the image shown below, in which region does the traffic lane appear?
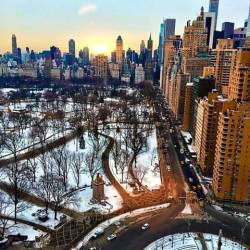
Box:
[103,216,250,250]
[204,203,250,243]
[170,131,204,199]
[167,142,186,197]
[103,203,184,250]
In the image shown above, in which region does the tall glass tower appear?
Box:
[209,0,219,30]
[247,4,250,37]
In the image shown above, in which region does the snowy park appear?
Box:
[0,86,162,247]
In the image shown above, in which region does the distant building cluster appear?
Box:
[161,1,250,204]
[0,32,159,85]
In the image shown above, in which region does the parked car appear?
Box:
[90,228,104,240]
[141,223,150,230]
[107,234,117,241]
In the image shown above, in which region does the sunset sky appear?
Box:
[0,0,249,55]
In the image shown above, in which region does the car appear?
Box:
[107,234,117,241]
[141,223,150,230]
[90,228,104,240]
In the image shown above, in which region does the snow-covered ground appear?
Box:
[19,204,65,229]
[68,185,122,213]
[6,222,44,241]
[144,233,247,250]
[136,129,160,189]
[109,127,161,194]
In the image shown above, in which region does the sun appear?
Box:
[92,44,108,55]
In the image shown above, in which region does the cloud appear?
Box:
[78,4,97,15]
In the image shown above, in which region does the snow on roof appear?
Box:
[181,131,192,144]
[187,145,196,154]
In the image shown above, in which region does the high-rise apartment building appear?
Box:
[233,27,247,48]
[109,63,120,79]
[172,72,190,121]
[196,92,235,175]
[213,39,236,96]
[183,83,194,131]
[228,48,250,102]
[182,56,210,80]
[182,76,215,133]
[135,64,145,84]
[213,102,250,203]
[162,35,182,100]
[93,54,108,84]
[209,0,219,30]
[12,34,17,57]
[68,39,76,58]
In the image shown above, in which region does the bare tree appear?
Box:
[111,141,121,175]
[118,150,129,183]
[4,162,31,223]
[128,129,147,169]
[27,158,38,184]
[50,175,78,220]
[87,133,107,159]
[35,174,53,213]
[134,164,148,185]
[2,133,29,223]
[83,150,102,185]
[70,152,84,189]
[0,192,14,239]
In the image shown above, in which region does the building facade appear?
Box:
[213,39,236,96]
[213,102,250,203]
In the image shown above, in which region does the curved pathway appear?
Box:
[0,125,86,167]
[100,133,138,210]
[0,214,53,233]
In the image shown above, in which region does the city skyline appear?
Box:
[1,0,249,55]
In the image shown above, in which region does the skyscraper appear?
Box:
[12,34,17,57]
[182,7,208,60]
[140,40,146,53]
[158,23,165,66]
[247,4,250,37]
[204,12,216,49]
[164,19,176,40]
[209,0,219,30]
[82,47,90,65]
[222,22,235,39]
[158,19,176,66]
[68,39,76,58]
[116,35,124,65]
[147,34,153,58]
